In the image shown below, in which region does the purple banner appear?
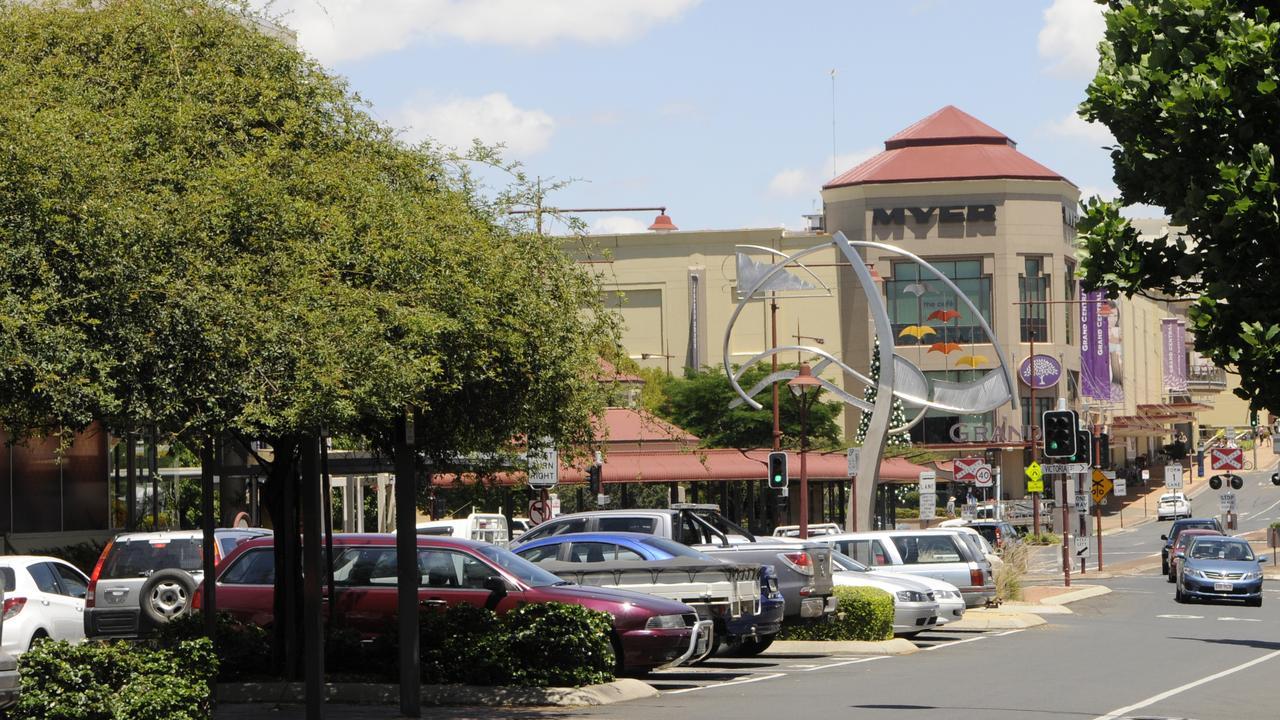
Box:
[1080,290,1110,399]
[1173,320,1188,392]
[1162,318,1179,392]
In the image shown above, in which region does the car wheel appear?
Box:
[726,636,775,656]
[1174,586,1186,603]
[1247,597,1262,608]
[27,630,49,652]
[1161,560,1169,575]
[139,569,197,626]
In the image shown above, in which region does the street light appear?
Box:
[788,363,822,539]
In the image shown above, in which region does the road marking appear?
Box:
[1239,496,1280,519]
[801,656,889,672]
[664,671,786,694]
[1218,616,1263,622]
[1093,649,1280,720]
[993,629,1025,637]
[1155,614,1203,619]
[788,664,818,668]
[924,634,988,651]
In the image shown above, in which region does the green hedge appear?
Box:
[780,587,894,642]
[12,638,217,720]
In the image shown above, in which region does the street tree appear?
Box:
[1078,0,1280,413]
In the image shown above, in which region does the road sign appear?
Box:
[1165,463,1184,489]
[975,466,994,488]
[847,447,861,476]
[919,470,937,520]
[954,457,985,482]
[1210,447,1244,471]
[1219,492,1237,513]
[1042,463,1090,474]
[961,503,976,521]
[1025,461,1043,483]
[919,471,936,493]
[526,442,559,488]
[1091,468,1113,503]
[528,499,549,524]
[1074,536,1089,556]
[1113,474,1127,497]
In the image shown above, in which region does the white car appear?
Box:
[1157,493,1191,521]
[883,570,966,624]
[830,553,941,636]
[0,556,90,654]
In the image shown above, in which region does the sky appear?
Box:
[255,0,1129,234]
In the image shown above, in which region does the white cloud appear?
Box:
[767,147,880,198]
[1079,184,1119,202]
[590,216,651,235]
[264,0,700,63]
[1044,112,1114,145]
[1037,0,1105,78]
[394,93,554,156]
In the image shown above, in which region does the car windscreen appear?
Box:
[102,538,203,579]
[475,544,567,587]
[1189,539,1254,561]
[638,536,716,560]
[1,567,13,592]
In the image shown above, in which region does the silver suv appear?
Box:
[84,528,270,639]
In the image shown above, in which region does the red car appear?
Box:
[195,534,709,673]
[1167,528,1224,582]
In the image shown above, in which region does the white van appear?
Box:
[415,513,509,544]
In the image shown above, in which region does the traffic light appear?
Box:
[1231,474,1244,490]
[1042,410,1078,458]
[1097,432,1111,469]
[1272,472,1279,486]
[1065,430,1092,466]
[768,451,788,490]
[1210,475,1222,490]
[587,464,602,495]
[1250,409,1259,430]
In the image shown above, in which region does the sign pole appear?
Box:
[1061,473,1071,587]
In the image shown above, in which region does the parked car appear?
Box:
[1167,528,1224,582]
[1175,535,1265,606]
[84,528,271,639]
[201,534,712,674]
[772,523,842,538]
[513,505,837,625]
[415,513,508,544]
[813,531,996,608]
[962,521,1023,551]
[513,532,785,656]
[1160,517,1225,575]
[1156,492,1191,521]
[932,526,1003,571]
[0,585,19,711]
[0,556,90,655]
[510,517,533,540]
[829,552,941,636]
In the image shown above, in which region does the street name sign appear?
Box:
[1165,463,1184,490]
[1042,463,1089,474]
[1210,447,1244,471]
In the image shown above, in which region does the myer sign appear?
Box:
[872,204,996,226]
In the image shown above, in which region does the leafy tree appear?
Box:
[1078,0,1280,413]
[854,336,913,448]
[655,365,842,450]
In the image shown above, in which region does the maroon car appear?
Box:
[194,534,709,673]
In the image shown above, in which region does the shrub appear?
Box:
[1024,532,1060,546]
[780,587,894,642]
[153,612,271,682]
[501,602,615,688]
[995,543,1030,602]
[13,638,216,720]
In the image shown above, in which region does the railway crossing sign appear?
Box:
[955,457,984,482]
[1091,468,1113,504]
[1210,447,1244,471]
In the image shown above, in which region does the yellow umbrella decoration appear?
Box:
[897,325,936,340]
[955,354,989,367]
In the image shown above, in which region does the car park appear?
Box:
[830,552,941,636]
[1160,517,1225,575]
[514,532,785,656]
[1175,535,1265,606]
[1166,528,1223,582]
[84,528,271,639]
[0,556,90,655]
[813,531,996,608]
[203,533,712,673]
[1156,492,1191,521]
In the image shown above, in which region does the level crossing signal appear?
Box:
[1042,410,1079,459]
[768,451,788,490]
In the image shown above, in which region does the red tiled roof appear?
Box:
[596,358,644,384]
[824,106,1071,189]
[601,407,698,444]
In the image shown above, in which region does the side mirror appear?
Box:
[1258,557,1267,564]
[1174,551,1185,558]
[1160,535,1168,541]
[483,576,509,596]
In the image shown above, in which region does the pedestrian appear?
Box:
[946,495,956,517]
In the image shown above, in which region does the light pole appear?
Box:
[788,363,822,539]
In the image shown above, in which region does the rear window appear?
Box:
[892,535,964,564]
[102,538,203,579]
[1,567,13,592]
[598,516,657,534]
[639,536,714,560]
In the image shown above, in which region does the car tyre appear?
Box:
[1161,559,1169,575]
[1174,586,1186,604]
[725,635,775,657]
[27,630,48,652]
[1247,597,1262,608]
[139,569,196,626]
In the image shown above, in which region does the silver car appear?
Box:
[830,552,940,636]
[818,531,996,608]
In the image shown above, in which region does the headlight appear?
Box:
[1242,571,1262,580]
[895,591,925,602]
[937,590,960,599]
[1184,568,1206,579]
[645,614,688,630]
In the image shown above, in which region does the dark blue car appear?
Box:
[515,532,785,655]
[1175,535,1265,606]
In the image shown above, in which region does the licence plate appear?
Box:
[1213,582,1233,592]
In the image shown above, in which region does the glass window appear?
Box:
[515,543,563,564]
[887,260,992,346]
[679,515,706,545]
[220,548,275,585]
[517,518,587,543]
[418,550,498,590]
[1019,257,1050,342]
[1064,262,1076,345]
[52,563,89,599]
[892,535,963,564]
[101,538,203,579]
[639,536,715,560]
[331,547,398,587]
[837,539,890,566]
[28,563,60,594]
[1,567,14,592]
[568,542,616,563]
[598,516,657,534]
[474,545,565,588]
[615,546,644,561]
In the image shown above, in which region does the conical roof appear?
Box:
[825,106,1070,189]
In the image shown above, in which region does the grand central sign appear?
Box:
[872,204,996,226]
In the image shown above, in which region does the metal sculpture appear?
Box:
[723,231,1018,531]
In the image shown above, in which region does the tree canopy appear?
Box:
[0,0,615,457]
[1078,0,1280,412]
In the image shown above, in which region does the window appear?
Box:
[887,260,992,346]
[1019,257,1050,342]
[1021,395,1055,432]
[28,563,60,594]
[1064,261,1076,345]
[101,538,203,579]
[332,548,399,586]
[515,544,562,564]
[639,536,715,560]
[220,548,275,585]
[569,542,618,563]
[517,518,587,543]
[420,549,495,589]
[598,516,657,534]
[837,539,890,566]
[52,563,89,599]
[891,535,963,564]
[0,567,14,592]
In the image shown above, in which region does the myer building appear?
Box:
[580,106,1243,524]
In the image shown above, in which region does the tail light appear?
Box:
[85,538,113,609]
[777,551,814,576]
[192,583,203,610]
[2,596,26,621]
[970,567,984,587]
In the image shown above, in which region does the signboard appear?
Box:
[918,471,936,493]
[847,447,861,477]
[1019,354,1063,389]
[1042,463,1090,474]
[975,465,994,488]
[919,471,937,520]
[1091,468,1113,504]
[1165,463,1184,490]
[1074,494,1089,513]
[1210,447,1244,471]
[1025,461,1043,487]
[961,504,976,522]
[528,499,549,524]
[1113,474,1127,497]
[1213,489,1233,512]
[549,493,561,518]
[526,443,560,488]
[954,457,985,482]
[1074,536,1089,556]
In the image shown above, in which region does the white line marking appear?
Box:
[664,672,786,694]
[801,656,889,672]
[1155,614,1203,619]
[1240,497,1280,519]
[1218,616,1263,622]
[924,634,989,651]
[1093,649,1280,720]
[993,629,1025,637]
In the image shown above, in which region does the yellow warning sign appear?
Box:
[1025,461,1044,493]
[1091,468,1113,504]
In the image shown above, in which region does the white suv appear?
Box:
[1157,493,1191,520]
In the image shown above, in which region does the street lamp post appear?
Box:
[788,363,822,539]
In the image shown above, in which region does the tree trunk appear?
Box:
[262,436,303,679]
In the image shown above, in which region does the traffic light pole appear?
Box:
[1029,332,1040,537]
